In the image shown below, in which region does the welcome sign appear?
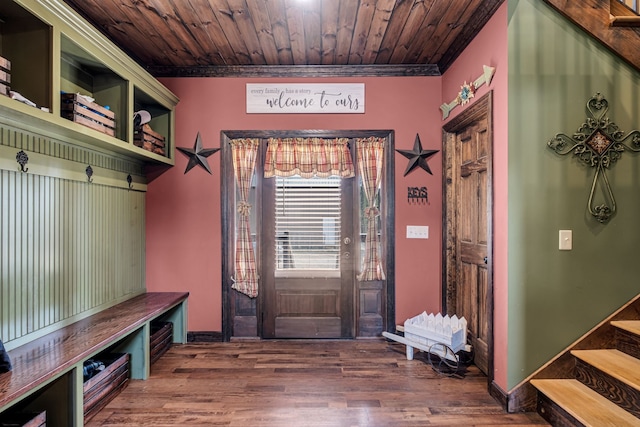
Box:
[246,83,365,114]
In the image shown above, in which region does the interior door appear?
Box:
[456,118,490,374]
[262,174,356,338]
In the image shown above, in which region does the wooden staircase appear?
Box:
[531,320,640,426]
[543,0,640,73]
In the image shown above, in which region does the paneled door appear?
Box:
[261,175,356,338]
[456,117,490,374]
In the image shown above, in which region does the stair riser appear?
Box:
[616,328,640,359]
[575,359,640,418]
[537,392,585,427]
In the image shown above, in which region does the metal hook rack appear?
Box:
[407,186,428,204]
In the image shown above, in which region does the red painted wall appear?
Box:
[442,3,508,389]
[146,3,507,389]
[146,76,444,332]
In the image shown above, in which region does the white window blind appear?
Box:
[275,176,341,271]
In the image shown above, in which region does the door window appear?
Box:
[275,176,342,276]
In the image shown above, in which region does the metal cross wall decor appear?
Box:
[547,93,640,223]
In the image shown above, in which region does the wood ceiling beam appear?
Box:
[146,63,441,77]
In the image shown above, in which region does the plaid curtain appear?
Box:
[357,137,386,281]
[264,137,355,178]
[231,138,260,297]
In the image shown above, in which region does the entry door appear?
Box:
[262,174,356,338]
[456,118,490,374]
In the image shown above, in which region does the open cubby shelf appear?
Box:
[0,293,188,426]
[0,0,178,165]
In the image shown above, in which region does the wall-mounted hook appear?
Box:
[126,174,133,190]
[85,165,94,183]
[16,150,29,173]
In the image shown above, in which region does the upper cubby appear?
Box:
[61,35,127,142]
[134,86,172,158]
[0,0,179,166]
[0,0,51,111]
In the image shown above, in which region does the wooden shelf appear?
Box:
[0,0,179,166]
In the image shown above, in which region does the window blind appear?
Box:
[275,176,341,271]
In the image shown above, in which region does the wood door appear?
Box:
[456,118,490,374]
[261,175,356,338]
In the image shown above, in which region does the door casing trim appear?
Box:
[220,129,396,341]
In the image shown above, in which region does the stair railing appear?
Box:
[611,0,640,25]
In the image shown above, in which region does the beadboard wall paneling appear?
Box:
[0,126,147,349]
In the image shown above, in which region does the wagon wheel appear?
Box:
[426,342,459,376]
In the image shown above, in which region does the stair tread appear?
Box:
[531,379,640,426]
[612,320,640,336]
[571,349,640,390]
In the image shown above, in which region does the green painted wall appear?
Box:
[507,0,640,388]
[0,124,148,350]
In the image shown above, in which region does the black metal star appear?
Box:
[396,133,439,176]
[176,132,220,174]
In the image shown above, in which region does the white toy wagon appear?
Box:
[383,312,471,371]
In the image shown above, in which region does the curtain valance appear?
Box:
[264,137,355,178]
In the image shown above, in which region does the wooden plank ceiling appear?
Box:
[62,0,504,77]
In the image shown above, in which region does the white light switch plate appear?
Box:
[559,230,572,250]
[407,225,429,239]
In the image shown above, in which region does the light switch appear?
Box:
[559,230,572,250]
[407,225,429,239]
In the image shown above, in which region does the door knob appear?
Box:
[343,237,351,245]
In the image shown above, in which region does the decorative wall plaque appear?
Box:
[440,65,495,120]
[177,132,220,175]
[547,93,640,223]
[396,133,439,176]
[246,83,364,114]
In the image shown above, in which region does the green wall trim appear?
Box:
[0,121,146,178]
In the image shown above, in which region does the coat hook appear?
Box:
[126,174,133,190]
[86,165,94,183]
[16,150,29,173]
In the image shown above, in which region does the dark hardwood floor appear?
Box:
[87,340,549,426]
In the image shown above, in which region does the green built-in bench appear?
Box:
[0,292,188,426]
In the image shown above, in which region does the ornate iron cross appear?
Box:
[548,93,640,223]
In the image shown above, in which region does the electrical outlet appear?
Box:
[407,225,429,239]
